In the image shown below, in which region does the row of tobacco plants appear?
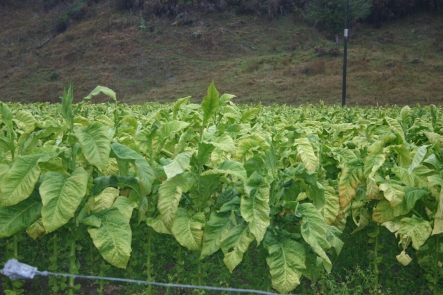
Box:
[0,83,442,294]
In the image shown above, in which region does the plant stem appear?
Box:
[147,228,152,295]
[197,258,202,286]
[177,245,182,283]
[69,237,76,295]
[373,226,379,294]
[12,234,19,293]
[434,235,440,295]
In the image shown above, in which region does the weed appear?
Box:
[50,70,59,80]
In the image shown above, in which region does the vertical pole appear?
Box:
[342,0,349,106]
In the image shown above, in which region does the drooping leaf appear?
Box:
[111,142,156,195]
[240,105,261,123]
[208,133,236,155]
[173,96,190,119]
[84,85,117,102]
[163,152,191,180]
[395,215,432,250]
[396,250,412,266]
[40,167,89,233]
[13,110,37,133]
[0,153,50,207]
[379,182,405,208]
[296,203,332,272]
[234,134,270,162]
[409,145,428,173]
[171,208,205,251]
[425,132,443,147]
[264,230,306,294]
[321,185,340,225]
[87,208,131,268]
[146,215,171,234]
[112,196,137,222]
[201,160,247,182]
[363,154,385,178]
[221,221,255,273]
[294,137,318,173]
[26,218,46,239]
[338,158,364,208]
[201,211,236,259]
[0,191,42,238]
[241,172,270,244]
[157,173,194,229]
[74,122,111,171]
[385,116,405,142]
[372,187,428,223]
[91,187,120,212]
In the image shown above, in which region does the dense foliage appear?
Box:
[0,83,443,294]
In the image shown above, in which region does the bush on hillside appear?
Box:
[304,0,371,34]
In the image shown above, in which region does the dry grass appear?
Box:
[0,2,442,106]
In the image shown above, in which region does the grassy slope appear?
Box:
[0,1,442,106]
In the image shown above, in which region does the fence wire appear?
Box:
[1,259,299,295]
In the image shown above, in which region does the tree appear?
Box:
[305,0,372,34]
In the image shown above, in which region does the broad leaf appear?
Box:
[163,152,191,180]
[221,222,255,273]
[201,211,235,259]
[40,167,89,233]
[294,137,318,173]
[0,191,42,238]
[379,182,405,208]
[84,85,117,102]
[87,208,132,268]
[0,153,50,207]
[296,203,332,272]
[395,215,431,250]
[241,172,270,244]
[201,81,219,127]
[171,208,205,251]
[264,230,306,294]
[75,122,112,171]
[338,158,364,208]
[208,133,236,154]
[157,173,194,229]
[201,160,247,182]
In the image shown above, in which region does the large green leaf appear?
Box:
[294,137,318,173]
[296,203,332,272]
[379,182,404,208]
[425,132,443,147]
[0,153,50,207]
[363,154,385,178]
[111,142,156,195]
[234,134,269,162]
[201,211,236,259]
[241,171,270,244]
[171,208,205,251]
[163,152,191,180]
[385,116,405,142]
[321,185,340,225]
[87,208,132,268]
[395,215,432,250]
[157,173,194,229]
[40,167,89,233]
[409,145,428,173]
[112,196,137,222]
[74,122,111,171]
[372,187,428,223]
[201,160,247,182]
[84,85,117,102]
[13,110,37,133]
[338,158,364,208]
[221,221,255,273]
[0,191,42,238]
[201,81,219,127]
[264,230,306,294]
[432,190,443,235]
[208,133,236,155]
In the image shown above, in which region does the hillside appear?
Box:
[0,1,442,106]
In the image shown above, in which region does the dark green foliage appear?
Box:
[305,0,372,34]
[368,0,443,28]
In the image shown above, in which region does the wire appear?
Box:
[39,271,293,295]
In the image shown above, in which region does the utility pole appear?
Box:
[342,0,349,106]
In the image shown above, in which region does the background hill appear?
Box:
[0,0,442,106]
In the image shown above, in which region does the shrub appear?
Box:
[305,0,371,34]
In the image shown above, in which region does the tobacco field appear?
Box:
[0,83,443,295]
